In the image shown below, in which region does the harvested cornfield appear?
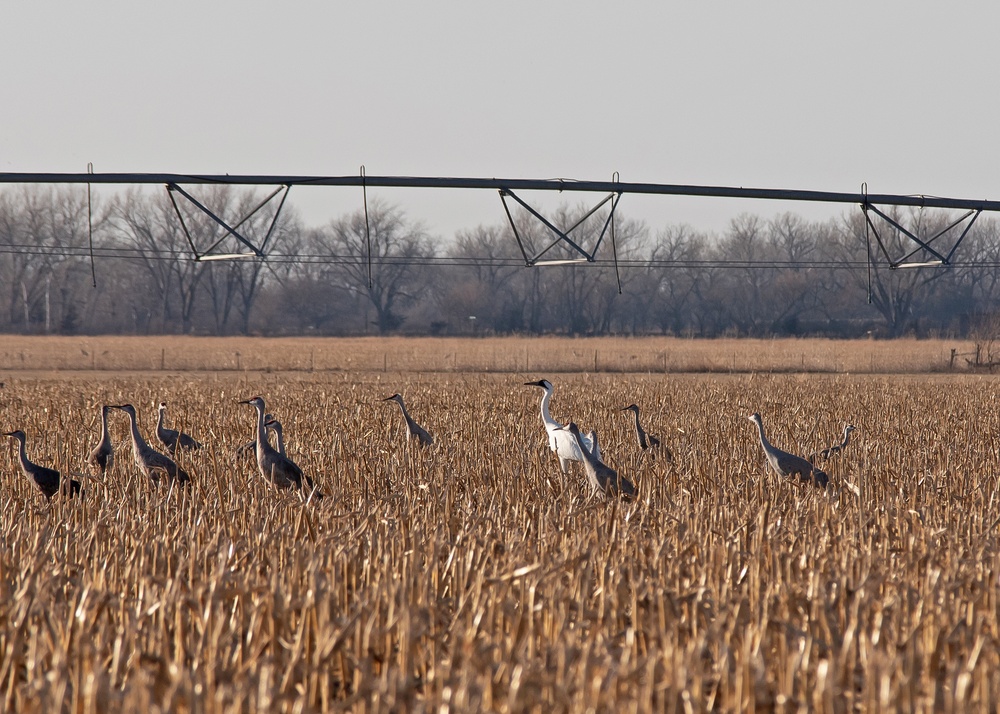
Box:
[0,348,999,711]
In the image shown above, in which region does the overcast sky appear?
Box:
[3,2,998,240]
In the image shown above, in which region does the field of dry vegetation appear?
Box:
[1,337,1000,712]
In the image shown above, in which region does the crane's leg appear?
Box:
[559,456,570,474]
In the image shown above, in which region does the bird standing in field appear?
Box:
[748,412,828,488]
[620,403,673,461]
[156,401,202,455]
[383,393,433,446]
[560,422,635,500]
[264,416,287,456]
[814,424,857,461]
[239,396,322,498]
[3,429,82,500]
[235,413,278,458]
[112,404,190,485]
[524,378,598,473]
[88,404,115,476]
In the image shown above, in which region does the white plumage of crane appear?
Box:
[238,396,323,498]
[559,422,635,500]
[748,412,828,489]
[112,404,190,485]
[524,378,598,473]
[3,429,82,500]
[383,393,433,447]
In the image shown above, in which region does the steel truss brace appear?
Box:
[165,182,292,261]
[499,188,623,266]
[861,187,981,270]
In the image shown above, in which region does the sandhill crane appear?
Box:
[239,396,322,498]
[748,413,828,489]
[620,403,673,462]
[156,401,203,455]
[235,413,278,458]
[3,430,82,500]
[524,378,598,473]
[815,424,856,461]
[265,416,287,456]
[383,393,433,446]
[112,404,190,485]
[88,404,114,476]
[560,422,636,500]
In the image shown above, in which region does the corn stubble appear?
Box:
[0,371,998,712]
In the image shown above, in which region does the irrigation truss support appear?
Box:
[2,171,1000,268]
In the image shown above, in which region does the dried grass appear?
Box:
[0,343,998,711]
[0,334,974,375]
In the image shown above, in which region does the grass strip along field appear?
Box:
[0,338,999,711]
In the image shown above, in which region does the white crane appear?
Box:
[524,378,598,473]
[238,396,323,498]
[112,404,190,485]
[559,422,635,500]
[88,404,114,476]
[383,393,433,446]
[3,429,82,500]
[156,401,203,455]
[748,413,828,489]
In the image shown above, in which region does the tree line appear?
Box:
[2,184,999,338]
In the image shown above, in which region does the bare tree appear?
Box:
[109,188,208,333]
[835,208,953,335]
[440,224,526,332]
[310,200,434,334]
[646,225,711,335]
[0,186,99,333]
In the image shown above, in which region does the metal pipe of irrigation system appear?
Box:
[2,172,1000,213]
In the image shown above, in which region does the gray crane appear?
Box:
[814,424,857,461]
[620,403,673,462]
[748,412,828,489]
[3,429,82,500]
[265,416,287,456]
[112,404,190,485]
[560,422,636,500]
[235,413,278,458]
[88,404,114,476]
[383,393,433,446]
[238,396,322,498]
[156,401,203,455]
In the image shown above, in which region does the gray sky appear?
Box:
[3,2,998,240]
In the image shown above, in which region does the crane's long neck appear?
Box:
[99,409,110,443]
[841,427,852,448]
[629,408,642,433]
[13,436,30,472]
[253,404,267,451]
[395,398,418,431]
[126,412,147,454]
[571,428,599,467]
[539,388,559,429]
[753,419,773,453]
[272,425,286,456]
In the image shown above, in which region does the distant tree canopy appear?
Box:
[0,185,997,338]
